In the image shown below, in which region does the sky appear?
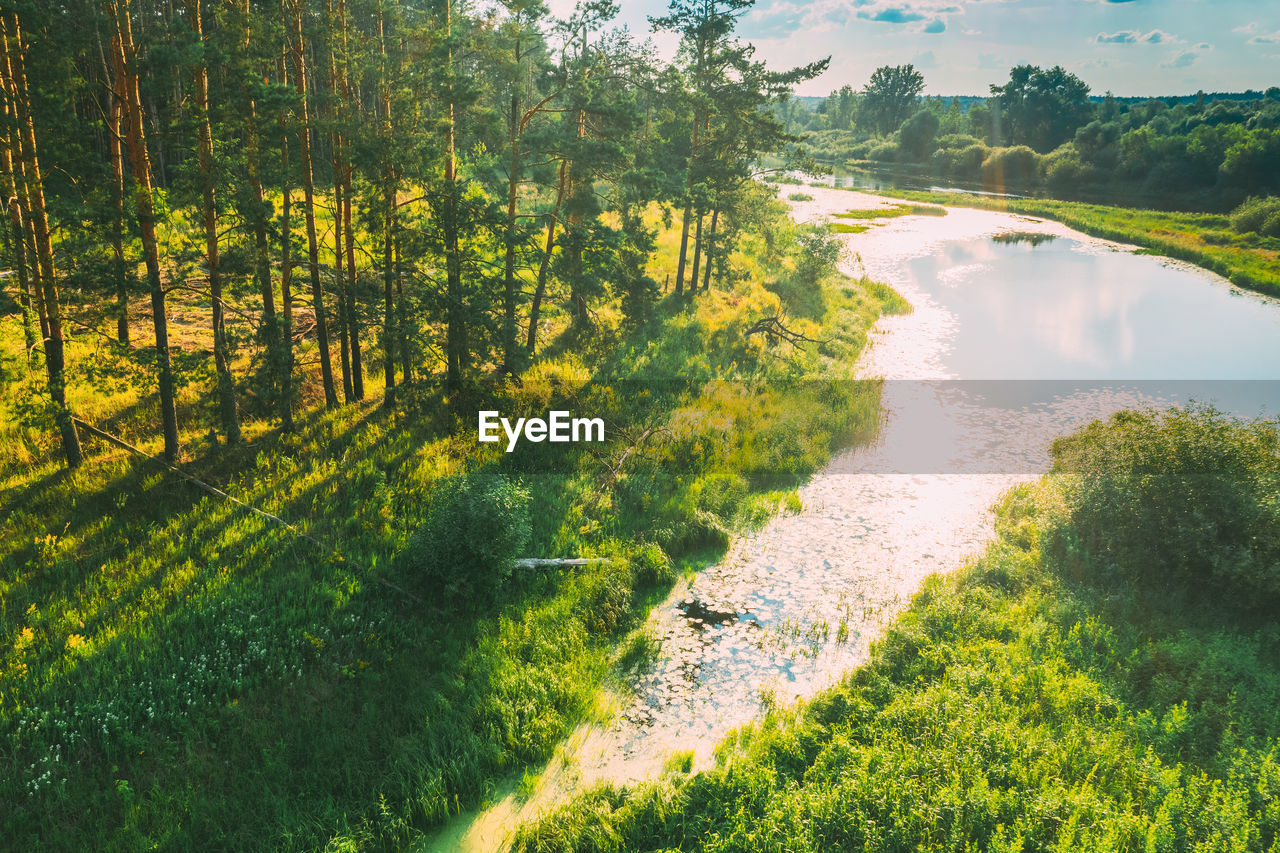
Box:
[546,0,1280,97]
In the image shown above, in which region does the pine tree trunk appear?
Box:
[343,168,363,400]
[108,56,129,344]
[12,135,49,349]
[0,98,36,363]
[240,0,278,398]
[337,0,362,400]
[395,233,411,383]
[3,14,82,467]
[291,0,339,408]
[378,6,396,404]
[443,0,465,394]
[188,0,241,443]
[277,31,295,431]
[689,211,704,295]
[108,6,178,461]
[526,157,566,355]
[332,141,353,402]
[701,207,718,292]
[502,90,521,374]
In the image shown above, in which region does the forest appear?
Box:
[793,63,1280,213]
[0,0,826,469]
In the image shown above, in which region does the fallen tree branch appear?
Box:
[514,557,611,570]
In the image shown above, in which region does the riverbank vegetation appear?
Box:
[2,189,904,848]
[515,405,1280,852]
[792,63,1280,213]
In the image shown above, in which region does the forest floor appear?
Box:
[0,199,906,849]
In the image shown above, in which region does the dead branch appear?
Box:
[743,315,827,348]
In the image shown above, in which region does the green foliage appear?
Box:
[1048,406,1280,602]
[981,145,1042,187]
[0,192,904,848]
[400,470,532,605]
[989,64,1092,153]
[1230,196,1280,237]
[896,109,940,160]
[516,411,1280,852]
[859,64,925,136]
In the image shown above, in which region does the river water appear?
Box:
[428,186,1280,851]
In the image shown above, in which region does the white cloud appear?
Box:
[1093,29,1180,45]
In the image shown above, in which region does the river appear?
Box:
[426,185,1280,851]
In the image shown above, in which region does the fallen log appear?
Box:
[514,557,611,570]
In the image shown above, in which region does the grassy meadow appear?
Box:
[514,406,1280,852]
[0,194,906,849]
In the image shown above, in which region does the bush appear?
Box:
[1230,196,1280,237]
[981,145,1041,187]
[1048,406,1280,603]
[1044,147,1099,196]
[896,110,940,161]
[630,543,673,589]
[935,133,984,151]
[867,141,898,162]
[768,227,838,318]
[400,470,532,604]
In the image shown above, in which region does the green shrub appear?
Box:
[867,141,898,162]
[630,543,673,589]
[981,145,1042,187]
[1229,196,1280,237]
[400,470,532,604]
[935,133,984,150]
[1048,406,1280,602]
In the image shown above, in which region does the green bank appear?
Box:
[516,405,1280,852]
[0,196,905,850]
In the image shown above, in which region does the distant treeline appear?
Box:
[784,64,1280,211]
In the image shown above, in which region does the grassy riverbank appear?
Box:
[871,189,1280,298]
[0,197,905,849]
[516,405,1280,852]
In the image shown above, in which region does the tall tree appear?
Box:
[990,64,1092,153]
[277,8,296,430]
[859,63,924,136]
[232,0,283,410]
[290,0,339,408]
[2,13,83,467]
[108,0,180,461]
[186,0,241,443]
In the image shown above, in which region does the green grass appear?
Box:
[873,190,1280,298]
[833,203,947,221]
[509,404,1280,850]
[512,407,1280,852]
[0,196,905,849]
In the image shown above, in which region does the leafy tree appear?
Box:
[990,64,1091,153]
[858,63,924,136]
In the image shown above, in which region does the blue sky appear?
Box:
[549,0,1280,97]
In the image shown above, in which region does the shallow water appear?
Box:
[428,186,1280,850]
